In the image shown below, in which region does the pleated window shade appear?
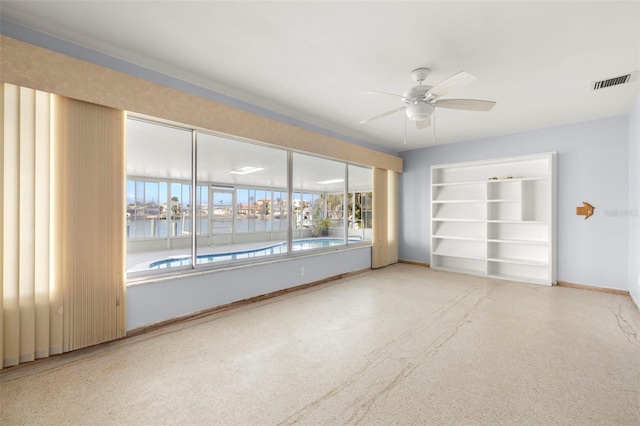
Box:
[1,83,126,368]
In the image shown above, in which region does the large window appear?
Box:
[292,153,346,244]
[348,164,373,241]
[126,119,192,274]
[196,131,288,263]
[126,117,372,278]
[271,190,288,231]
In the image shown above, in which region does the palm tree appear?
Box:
[171,196,180,216]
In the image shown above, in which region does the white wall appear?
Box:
[629,96,640,305]
[399,116,630,290]
[126,246,371,329]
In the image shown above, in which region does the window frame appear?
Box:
[126,115,372,281]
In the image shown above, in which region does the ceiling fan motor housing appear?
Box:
[403,85,433,102]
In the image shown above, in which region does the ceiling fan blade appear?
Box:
[363,90,405,99]
[415,117,431,129]
[434,99,496,111]
[359,106,406,124]
[427,71,477,98]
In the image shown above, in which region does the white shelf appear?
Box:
[433,235,486,242]
[432,199,486,204]
[487,238,548,246]
[432,176,549,187]
[432,252,486,261]
[488,176,548,183]
[487,257,548,267]
[487,219,548,224]
[487,198,519,203]
[432,218,486,223]
[431,152,556,286]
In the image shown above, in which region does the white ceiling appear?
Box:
[2,1,639,153]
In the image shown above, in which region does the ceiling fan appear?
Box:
[359,68,496,131]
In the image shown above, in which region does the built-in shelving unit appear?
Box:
[430,152,556,285]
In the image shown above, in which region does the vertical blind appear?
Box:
[1,83,58,365]
[1,83,126,368]
[372,168,398,268]
[54,95,126,351]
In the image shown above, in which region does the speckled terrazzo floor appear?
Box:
[2,263,639,425]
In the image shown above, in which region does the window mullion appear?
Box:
[287,151,293,254]
[344,163,348,244]
[191,129,197,268]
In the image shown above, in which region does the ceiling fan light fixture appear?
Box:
[406,103,434,121]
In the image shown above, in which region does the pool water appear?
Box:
[148,238,359,270]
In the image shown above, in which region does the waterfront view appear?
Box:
[126,117,373,277]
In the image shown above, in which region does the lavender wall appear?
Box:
[629,96,640,304]
[399,116,630,290]
[127,246,372,330]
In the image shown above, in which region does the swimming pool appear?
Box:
[147,238,360,270]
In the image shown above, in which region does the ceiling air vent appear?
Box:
[591,71,638,90]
